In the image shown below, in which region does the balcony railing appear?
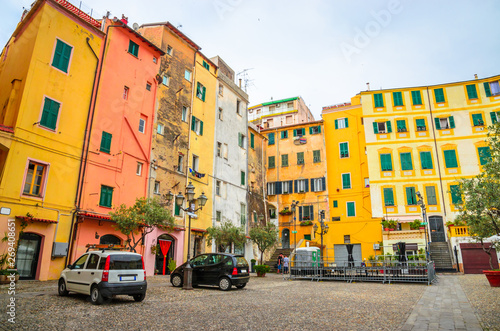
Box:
[448,226,470,237]
[382,229,426,241]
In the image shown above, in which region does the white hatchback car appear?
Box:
[58,249,147,305]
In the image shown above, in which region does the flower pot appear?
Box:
[256,271,266,277]
[419,227,425,230]
[384,228,389,231]
[0,275,8,284]
[483,270,500,287]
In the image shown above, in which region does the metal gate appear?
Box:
[282,228,290,249]
[429,216,445,242]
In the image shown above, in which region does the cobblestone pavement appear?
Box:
[0,273,496,330]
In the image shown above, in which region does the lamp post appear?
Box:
[290,200,300,253]
[169,181,208,290]
[313,210,329,263]
[416,191,429,261]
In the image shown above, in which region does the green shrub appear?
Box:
[254,265,270,273]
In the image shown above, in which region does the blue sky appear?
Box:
[1,0,499,119]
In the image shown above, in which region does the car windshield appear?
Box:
[108,255,142,270]
[236,257,248,267]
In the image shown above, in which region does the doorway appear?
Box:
[429,216,446,242]
[154,234,175,275]
[282,228,290,249]
[17,233,42,280]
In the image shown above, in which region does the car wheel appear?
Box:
[58,279,69,296]
[133,293,146,302]
[236,283,247,289]
[90,285,104,305]
[218,277,231,291]
[171,274,182,287]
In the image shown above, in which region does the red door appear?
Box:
[460,243,499,274]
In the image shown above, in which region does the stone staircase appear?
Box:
[264,248,293,273]
[429,242,455,271]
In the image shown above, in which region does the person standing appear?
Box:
[283,255,290,274]
[277,253,283,274]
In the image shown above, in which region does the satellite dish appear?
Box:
[132,23,139,30]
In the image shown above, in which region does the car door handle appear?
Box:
[91,272,94,275]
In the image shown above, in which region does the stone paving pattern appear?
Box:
[0,273,498,330]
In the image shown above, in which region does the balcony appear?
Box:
[382,229,426,241]
[447,225,470,237]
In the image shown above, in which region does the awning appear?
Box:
[191,228,207,233]
[78,212,112,221]
[16,216,57,224]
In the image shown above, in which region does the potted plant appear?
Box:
[381,219,397,231]
[279,208,293,216]
[167,258,176,274]
[254,264,270,277]
[150,245,159,255]
[410,219,422,230]
[300,220,312,226]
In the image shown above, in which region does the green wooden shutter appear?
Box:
[383,188,394,206]
[490,112,498,124]
[400,153,413,170]
[281,154,288,167]
[425,186,437,205]
[434,118,441,130]
[434,88,445,103]
[202,86,206,101]
[40,98,60,130]
[386,121,392,133]
[347,202,355,216]
[484,82,492,97]
[344,118,349,128]
[318,125,321,133]
[420,151,433,169]
[199,121,203,135]
[268,156,275,168]
[335,119,338,129]
[406,187,416,205]
[309,127,313,134]
[411,90,422,105]
[52,40,64,69]
[449,116,455,129]
[396,120,406,132]
[100,186,113,207]
[100,132,112,153]
[374,93,384,107]
[415,119,426,130]
[281,131,286,139]
[52,39,73,73]
[268,133,275,145]
[313,150,320,162]
[450,185,462,204]
[191,116,196,131]
[333,200,338,208]
[380,154,392,171]
[478,147,491,165]
[342,173,351,189]
[250,133,254,148]
[466,84,478,99]
[372,122,379,134]
[174,203,181,216]
[472,114,483,126]
[293,129,297,137]
[61,42,72,72]
[393,92,403,106]
[241,171,245,186]
[444,150,458,168]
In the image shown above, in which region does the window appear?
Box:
[434,88,445,103]
[420,151,433,170]
[333,200,338,208]
[250,133,254,149]
[411,90,422,105]
[342,173,351,189]
[236,100,241,115]
[396,120,407,132]
[340,142,349,158]
[466,84,478,99]
[383,188,394,206]
[177,154,184,172]
[139,118,146,133]
[281,154,288,167]
[405,187,417,205]
[174,202,182,216]
[487,81,500,96]
[238,133,246,148]
[123,86,129,100]
[335,118,348,129]
[478,147,491,165]
[309,126,321,134]
[311,177,326,192]
[217,142,222,157]
[23,161,47,197]
[372,121,392,134]
[184,69,191,81]
[40,97,60,130]
[347,202,355,217]
[157,124,164,135]
[282,180,293,194]
[267,182,276,195]
[268,133,275,145]
[450,185,462,205]
[128,40,139,57]
[380,153,393,171]
[216,180,221,196]
[364,178,369,187]
[181,106,188,122]
[295,179,308,193]
[192,154,199,172]
[435,116,455,130]
[162,75,169,86]
[223,144,228,159]
[191,116,203,135]
[218,108,223,120]
[300,205,314,221]
[400,152,413,171]
[136,162,143,176]
[196,82,206,101]
[166,45,172,55]
[490,111,500,124]
[444,150,458,168]
[219,84,224,96]
[344,235,351,243]
[425,186,437,205]
[393,92,404,106]
[286,115,293,124]
[241,171,245,186]
[472,113,484,126]
[415,119,426,131]
[374,93,384,107]
[293,128,305,136]
[281,130,288,139]
[100,131,112,153]
[146,82,152,91]
[313,150,321,163]
[154,181,160,194]
[51,39,73,73]
[216,211,222,222]
[269,106,275,113]
[297,152,304,165]
[202,60,210,70]
[99,185,113,208]
[268,156,275,169]
[240,204,246,226]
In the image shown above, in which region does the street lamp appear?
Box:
[313,210,329,263]
[290,200,300,253]
[174,182,208,290]
[416,191,429,261]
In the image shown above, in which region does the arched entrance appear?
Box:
[17,233,42,280]
[429,216,445,242]
[282,228,290,249]
[99,234,121,245]
[154,234,175,275]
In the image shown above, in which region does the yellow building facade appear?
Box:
[0,0,104,280]
[322,97,382,263]
[360,74,500,256]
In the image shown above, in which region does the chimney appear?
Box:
[474,74,478,79]
[366,82,370,91]
[239,79,242,88]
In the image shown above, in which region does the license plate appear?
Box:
[240,269,247,274]
[120,275,136,281]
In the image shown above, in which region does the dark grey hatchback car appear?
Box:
[170,253,250,290]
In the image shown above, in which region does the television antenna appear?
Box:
[236,68,254,93]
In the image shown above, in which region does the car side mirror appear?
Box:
[67,264,73,269]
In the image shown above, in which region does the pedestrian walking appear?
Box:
[283,255,289,274]
[277,253,283,274]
